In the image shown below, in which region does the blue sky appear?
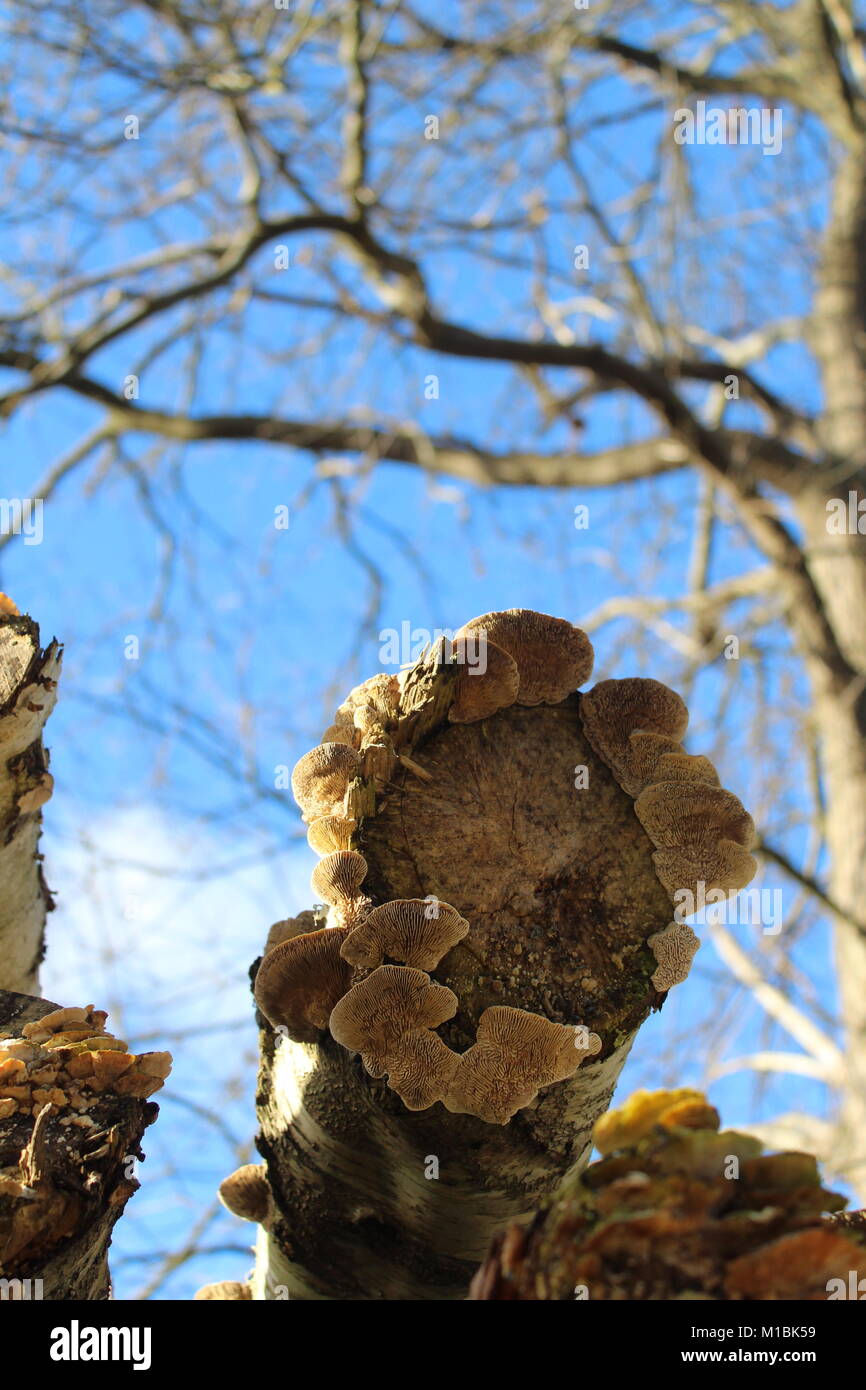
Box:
[0,0,845,1297]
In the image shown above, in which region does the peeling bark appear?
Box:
[0,615,62,994]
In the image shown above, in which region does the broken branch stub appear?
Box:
[253,609,759,1298]
[0,991,170,1299]
[470,1087,865,1300]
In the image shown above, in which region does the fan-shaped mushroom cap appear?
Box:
[22,1005,92,1034]
[218,1164,271,1223]
[455,609,593,706]
[646,921,701,992]
[580,678,690,795]
[310,850,368,905]
[383,1029,460,1110]
[470,1085,863,1300]
[444,1006,602,1125]
[652,842,758,898]
[291,743,361,821]
[264,911,318,954]
[194,1281,252,1300]
[578,676,757,900]
[0,593,20,617]
[634,783,756,851]
[448,637,520,724]
[648,750,721,788]
[340,898,469,970]
[608,732,684,792]
[307,815,358,855]
[328,964,458,1074]
[254,926,353,1042]
[321,722,358,747]
[310,849,371,928]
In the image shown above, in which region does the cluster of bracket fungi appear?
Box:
[471,1087,866,1300]
[0,1006,171,1128]
[253,608,757,1126]
[0,1005,172,1266]
[0,1006,173,1273]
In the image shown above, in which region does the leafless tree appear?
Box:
[2,0,866,1296]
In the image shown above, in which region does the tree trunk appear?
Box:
[251,663,710,1300]
[794,542,866,1186]
[796,142,866,1186]
[0,615,61,994]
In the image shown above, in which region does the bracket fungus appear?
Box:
[309,849,371,928]
[320,722,359,748]
[579,677,689,796]
[634,782,755,851]
[447,636,520,724]
[264,911,318,955]
[352,704,387,738]
[194,1281,252,1300]
[328,964,458,1077]
[593,1087,719,1155]
[381,1028,461,1111]
[651,839,757,900]
[634,780,756,897]
[306,815,358,855]
[470,1088,865,1301]
[646,920,701,991]
[580,676,758,904]
[253,926,353,1042]
[291,743,361,822]
[0,996,171,1295]
[218,1163,272,1224]
[443,1007,602,1125]
[0,1004,171,1111]
[334,673,401,726]
[455,608,594,706]
[340,898,469,971]
[644,748,721,789]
